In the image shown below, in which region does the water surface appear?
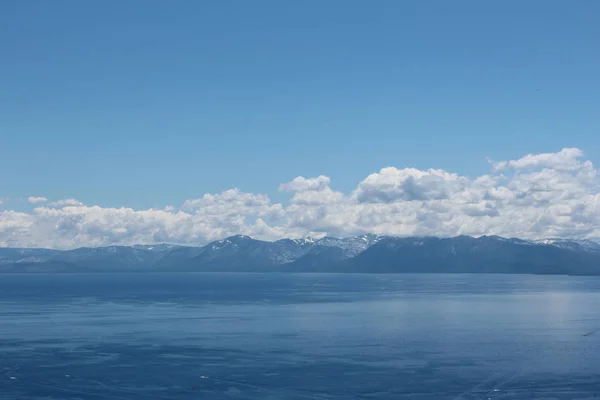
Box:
[1,273,600,399]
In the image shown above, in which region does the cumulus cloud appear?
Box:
[27,196,48,204]
[280,176,344,206]
[279,175,331,192]
[1,148,600,249]
[353,168,469,203]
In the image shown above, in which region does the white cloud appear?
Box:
[492,147,585,171]
[279,175,331,192]
[1,148,600,249]
[48,199,84,207]
[353,167,469,203]
[27,196,48,204]
[289,188,345,206]
[279,176,344,206]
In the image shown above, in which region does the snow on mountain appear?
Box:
[2,235,600,273]
[533,238,600,253]
[313,234,383,257]
[133,244,183,252]
[271,234,383,261]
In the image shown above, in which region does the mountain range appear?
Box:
[1,235,599,275]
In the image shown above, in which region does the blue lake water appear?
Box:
[1,273,600,399]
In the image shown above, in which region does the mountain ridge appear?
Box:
[1,235,599,275]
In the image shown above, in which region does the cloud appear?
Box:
[280,176,344,206]
[279,175,331,192]
[27,196,48,204]
[47,199,84,207]
[1,148,599,249]
[492,147,585,171]
[353,167,469,203]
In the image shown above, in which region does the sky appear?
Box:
[1,1,600,248]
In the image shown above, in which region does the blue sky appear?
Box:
[1,0,599,211]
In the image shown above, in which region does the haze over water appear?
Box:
[2,273,600,399]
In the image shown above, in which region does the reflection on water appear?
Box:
[1,273,600,399]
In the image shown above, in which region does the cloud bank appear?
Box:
[2,148,599,249]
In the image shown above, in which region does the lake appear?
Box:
[1,273,600,399]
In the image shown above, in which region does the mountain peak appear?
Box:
[228,234,252,241]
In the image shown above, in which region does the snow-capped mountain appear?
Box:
[533,238,600,253]
[309,234,383,257]
[133,244,184,252]
[272,234,383,260]
[158,234,384,271]
[1,235,599,275]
